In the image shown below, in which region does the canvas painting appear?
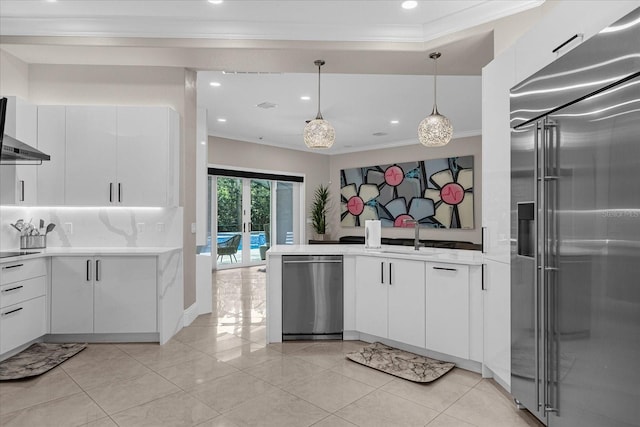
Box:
[340,156,474,229]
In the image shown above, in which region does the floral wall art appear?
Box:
[340,156,474,229]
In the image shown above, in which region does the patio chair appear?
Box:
[217,234,241,263]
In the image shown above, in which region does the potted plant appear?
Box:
[311,184,330,240]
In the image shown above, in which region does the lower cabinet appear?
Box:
[51,256,157,334]
[426,263,470,359]
[0,258,48,355]
[355,256,425,348]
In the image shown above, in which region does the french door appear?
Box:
[210,173,302,269]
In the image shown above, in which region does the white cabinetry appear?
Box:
[51,256,157,334]
[0,96,38,205]
[37,106,66,206]
[355,256,387,339]
[513,1,639,82]
[0,259,48,355]
[355,256,425,348]
[64,106,179,206]
[426,263,470,360]
[65,106,118,205]
[116,107,178,207]
[482,259,511,386]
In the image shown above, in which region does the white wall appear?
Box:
[0,50,29,98]
[329,135,482,244]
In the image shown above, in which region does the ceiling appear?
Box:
[0,0,544,154]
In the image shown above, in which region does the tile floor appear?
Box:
[0,266,543,427]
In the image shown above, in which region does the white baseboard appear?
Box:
[183,302,199,327]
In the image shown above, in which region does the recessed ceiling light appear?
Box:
[390,120,399,124]
[401,1,417,10]
[300,96,311,101]
[209,82,221,87]
[208,0,223,4]
[217,118,227,122]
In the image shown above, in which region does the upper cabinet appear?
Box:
[65,106,118,205]
[0,96,38,205]
[38,105,179,207]
[116,107,179,207]
[514,2,640,83]
[37,106,66,206]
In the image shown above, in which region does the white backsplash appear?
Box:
[0,206,183,250]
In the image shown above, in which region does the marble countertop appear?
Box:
[0,247,182,264]
[267,244,484,265]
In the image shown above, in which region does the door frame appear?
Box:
[208,164,305,270]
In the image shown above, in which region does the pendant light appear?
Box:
[418,52,453,147]
[304,60,335,149]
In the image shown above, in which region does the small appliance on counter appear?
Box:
[364,220,381,249]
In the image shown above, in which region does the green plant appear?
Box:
[311,184,330,235]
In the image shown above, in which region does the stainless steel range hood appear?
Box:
[0,97,51,164]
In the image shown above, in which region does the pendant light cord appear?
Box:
[433,57,437,110]
[316,62,323,120]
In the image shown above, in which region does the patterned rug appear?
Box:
[0,343,87,380]
[346,342,455,383]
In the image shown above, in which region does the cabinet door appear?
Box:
[483,259,511,385]
[51,257,94,334]
[37,106,66,205]
[426,263,470,359]
[355,256,387,338]
[94,256,157,333]
[0,296,46,354]
[116,107,169,206]
[65,106,117,205]
[482,48,515,264]
[388,259,425,348]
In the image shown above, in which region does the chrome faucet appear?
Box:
[402,219,421,250]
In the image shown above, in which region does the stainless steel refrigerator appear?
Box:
[510,7,640,427]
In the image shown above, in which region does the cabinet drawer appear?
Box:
[0,276,47,309]
[0,296,47,354]
[1,258,47,286]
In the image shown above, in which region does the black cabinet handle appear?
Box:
[3,264,24,270]
[109,183,113,203]
[482,264,486,291]
[20,180,25,202]
[433,266,457,272]
[381,261,384,284]
[2,307,23,316]
[95,260,101,282]
[389,262,392,285]
[2,285,24,293]
[118,183,122,203]
[86,259,92,282]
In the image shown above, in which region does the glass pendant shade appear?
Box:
[418,52,453,147]
[304,59,335,149]
[304,118,335,149]
[418,106,453,147]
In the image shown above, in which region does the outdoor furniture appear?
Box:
[218,234,241,263]
[259,224,271,260]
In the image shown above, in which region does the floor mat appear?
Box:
[0,343,87,380]
[346,342,455,383]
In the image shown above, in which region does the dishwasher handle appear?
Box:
[282,259,343,264]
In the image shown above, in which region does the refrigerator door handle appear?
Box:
[534,120,542,410]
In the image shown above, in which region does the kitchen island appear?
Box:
[266,244,485,372]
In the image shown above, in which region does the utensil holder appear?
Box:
[20,235,46,249]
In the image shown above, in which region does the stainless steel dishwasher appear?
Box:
[282,255,343,340]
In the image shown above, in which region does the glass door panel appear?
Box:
[216,177,243,267]
[251,179,271,263]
